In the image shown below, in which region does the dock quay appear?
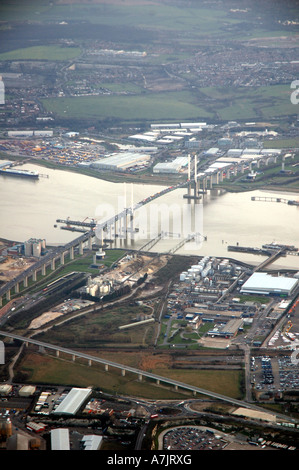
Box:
[228,245,272,256]
[251,196,299,206]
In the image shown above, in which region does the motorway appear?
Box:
[0,181,187,301]
[0,329,298,425]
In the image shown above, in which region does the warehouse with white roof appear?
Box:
[51,428,70,450]
[52,387,92,415]
[153,156,188,174]
[91,151,151,171]
[240,273,299,297]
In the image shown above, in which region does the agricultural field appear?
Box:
[41,91,213,123]
[199,85,296,121]
[40,83,297,124]
[0,45,82,61]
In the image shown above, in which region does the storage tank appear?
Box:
[32,241,41,257]
[99,285,110,294]
[0,419,12,439]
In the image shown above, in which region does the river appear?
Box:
[1,163,299,270]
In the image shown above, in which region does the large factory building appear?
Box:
[241,272,299,297]
[91,151,151,172]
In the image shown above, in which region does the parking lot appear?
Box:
[162,426,228,450]
[251,355,299,394]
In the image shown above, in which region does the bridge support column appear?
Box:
[114,218,119,239]
[156,379,160,385]
[105,364,109,372]
[88,236,92,250]
[70,247,74,260]
[0,296,2,307]
[32,270,37,282]
[23,277,28,288]
[174,385,178,391]
[88,359,92,366]
[72,355,76,361]
[130,214,134,241]
[194,180,199,199]
[56,350,60,357]
[79,241,83,255]
[138,373,143,382]
[99,229,104,247]
[15,283,19,294]
[51,259,55,271]
[193,391,196,397]
[42,264,46,276]
[60,253,65,265]
[121,369,126,377]
[125,214,129,240]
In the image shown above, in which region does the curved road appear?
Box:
[0,330,297,425]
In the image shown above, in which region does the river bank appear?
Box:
[1,161,299,270]
[2,151,299,193]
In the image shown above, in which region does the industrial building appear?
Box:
[51,428,70,450]
[130,122,209,145]
[7,130,53,137]
[86,275,111,297]
[52,387,92,416]
[207,318,244,338]
[19,385,36,397]
[0,384,12,396]
[91,151,151,172]
[153,156,188,174]
[205,147,219,156]
[241,272,299,297]
[24,238,46,257]
[81,435,103,450]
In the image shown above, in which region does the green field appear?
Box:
[41,83,296,123]
[0,3,242,36]
[17,351,243,399]
[0,45,81,61]
[200,85,296,121]
[0,1,294,44]
[41,91,213,122]
[263,138,299,149]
